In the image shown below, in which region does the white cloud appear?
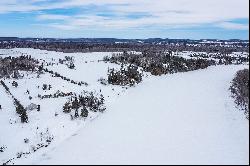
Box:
[0,0,249,30]
[37,14,70,20]
[48,24,77,30]
[216,22,249,30]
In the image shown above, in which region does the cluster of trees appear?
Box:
[59,56,75,69]
[0,56,39,79]
[230,69,249,119]
[105,51,215,76]
[63,92,106,120]
[189,53,249,65]
[166,56,215,74]
[108,64,143,86]
[43,68,88,86]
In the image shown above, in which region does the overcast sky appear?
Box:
[0,0,249,39]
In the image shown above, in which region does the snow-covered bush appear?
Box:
[98,77,108,85]
[0,146,6,153]
[12,81,18,88]
[59,56,75,69]
[230,69,249,119]
[42,84,52,90]
[24,138,29,144]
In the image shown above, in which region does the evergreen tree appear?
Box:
[75,108,79,118]
[81,107,88,118]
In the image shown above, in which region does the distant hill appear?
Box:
[0,37,248,44]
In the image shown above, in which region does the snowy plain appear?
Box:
[0,48,249,165]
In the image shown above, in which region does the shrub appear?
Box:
[81,107,89,118]
[12,81,18,88]
[0,146,6,153]
[98,78,108,85]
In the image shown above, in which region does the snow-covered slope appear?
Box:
[0,48,123,165]
[0,48,249,165]
[29,65,249,165]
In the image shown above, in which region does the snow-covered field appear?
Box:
[0,48,249,165]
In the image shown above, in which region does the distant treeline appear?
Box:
[0,40,249,53]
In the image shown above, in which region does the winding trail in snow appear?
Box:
[28,65,249,165]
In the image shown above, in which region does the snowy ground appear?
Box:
[0,48,249,165]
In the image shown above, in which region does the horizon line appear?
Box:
[0,37,249,41]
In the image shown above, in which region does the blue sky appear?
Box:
[0,0,249,39]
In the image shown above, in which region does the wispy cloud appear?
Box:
[0,0,249,38]
[48,23,77,30]
[37,14,70,20]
